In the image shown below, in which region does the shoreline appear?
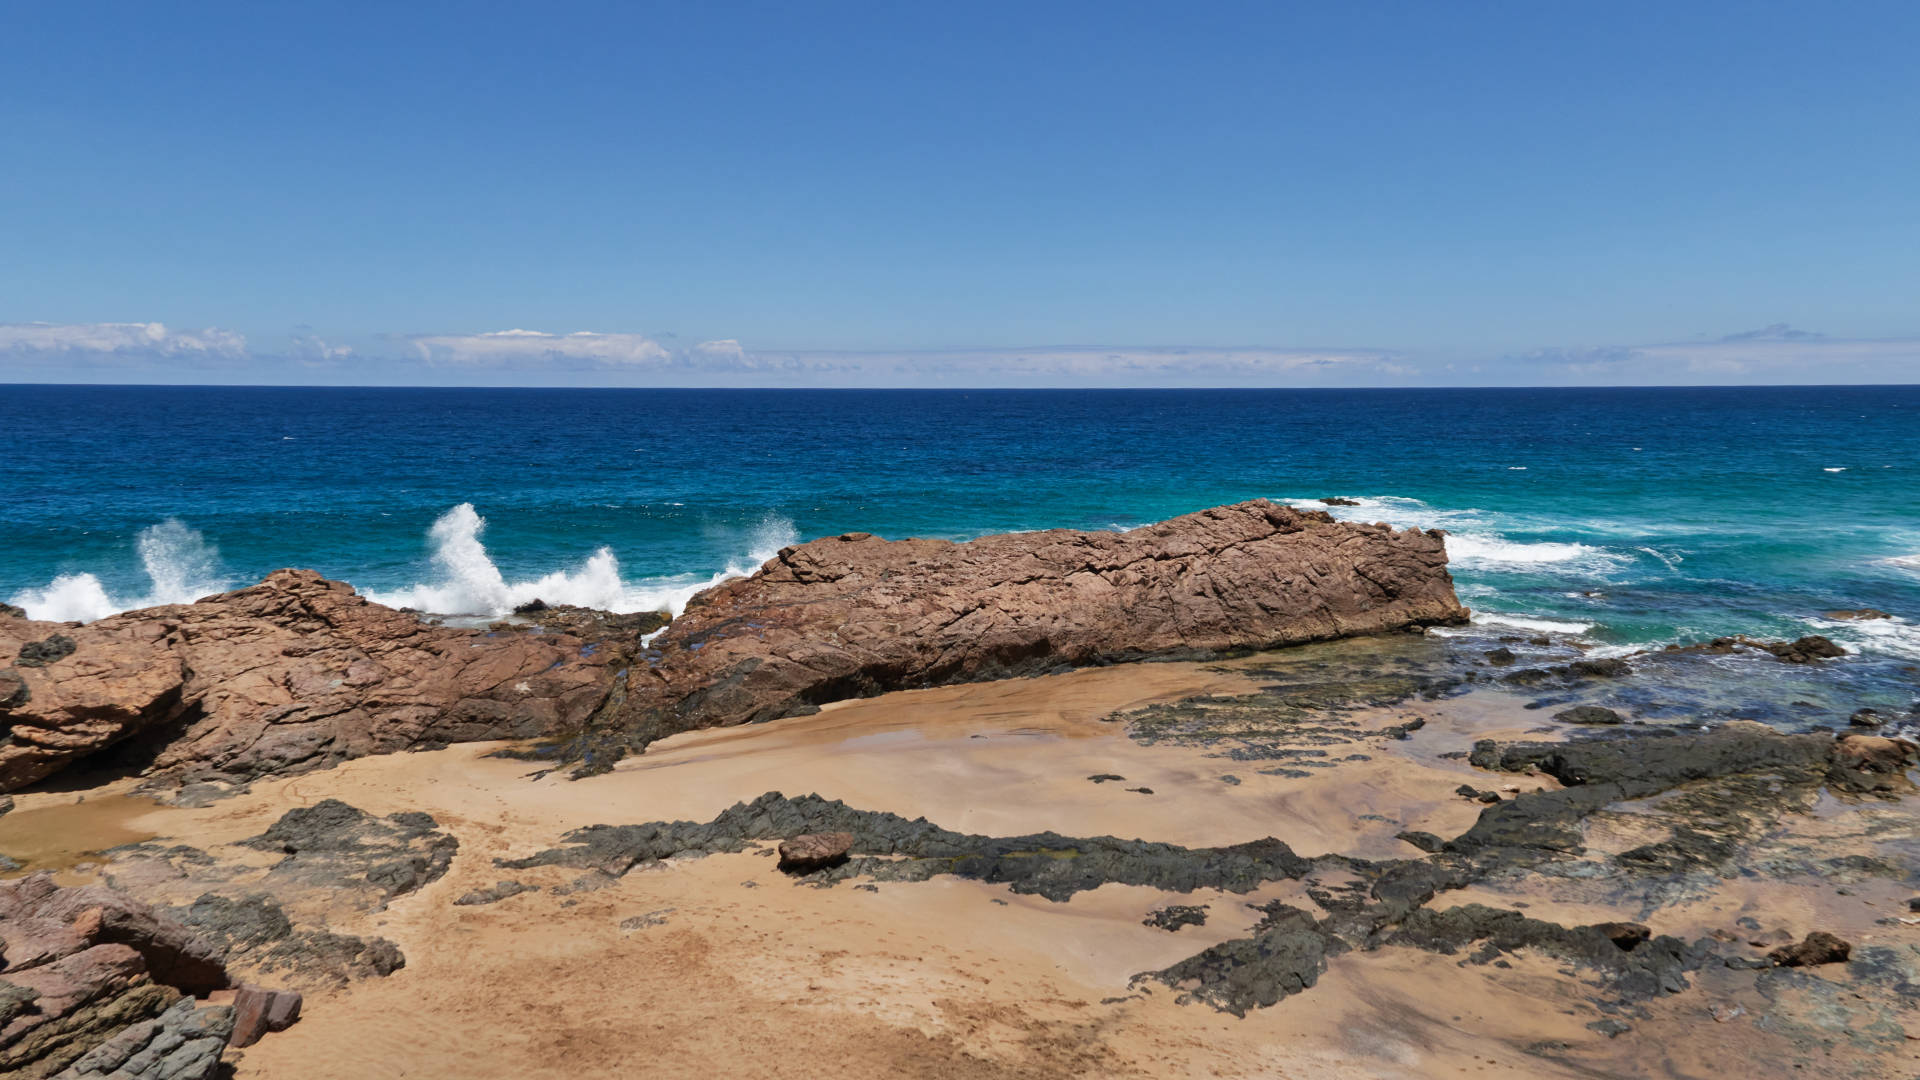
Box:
[7,637,1919,1077]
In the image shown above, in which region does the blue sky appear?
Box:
[3,1,1917,386]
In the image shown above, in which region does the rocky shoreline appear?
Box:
[4,502,1918,1078]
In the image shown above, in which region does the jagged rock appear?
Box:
[1318,497,1361,506]
[0,874,234,1078]
[0,570,637,794]
[503,791,1315,903]
[1769,931,1851,967]
[51,996,233,1080]
[1553,705,1624,725]
[227,985,300,1049]
[1829,734,1917,794]
[1823,609,1890,621]
[1661,635,1846,664]
[16,635,78,668]
[1850,708,1884,727]
[776,832,854,874]
[586,501,1465,761]
[1143,905,1209,931]
[236,800,458,907]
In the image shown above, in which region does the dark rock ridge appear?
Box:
[4,501,1464,791]
[1658,634,1847,664]
[567,500,1465,767]
[0,874,236,1079]
[102,801,451,991]
[499,720,1920,1018]
[0,570,635,794]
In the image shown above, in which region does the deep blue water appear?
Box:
[3,386,1917,681]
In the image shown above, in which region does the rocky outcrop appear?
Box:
[596,501,1464,756]
[0,874,233,1079]
[0,570,633,794]
[1659,634,1847,663]
[4,502,1465,791]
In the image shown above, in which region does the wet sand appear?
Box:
[7,651,1918,1078]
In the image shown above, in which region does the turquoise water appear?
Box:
[3,386,1916,686]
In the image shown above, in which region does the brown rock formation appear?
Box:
[0,570,628,794]
[610,500,1465,748]
[3,501,1466,790]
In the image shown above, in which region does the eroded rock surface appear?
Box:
[0,874,233,1079]
[0,570,631,794]
[567,501,1464,764]
[102,801,452,990]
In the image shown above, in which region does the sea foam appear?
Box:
[8,520,232,623]
[362,503,797,618]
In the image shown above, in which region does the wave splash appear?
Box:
[1290,495,1627,573]
[8,520,233,623]
[362,503,796,618]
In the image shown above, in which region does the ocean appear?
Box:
[4,384,1917,718]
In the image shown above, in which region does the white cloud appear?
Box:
[0,321,246,357]
[1513,327,1920,381]
[409,329,672,368]
[743,345,1415,383]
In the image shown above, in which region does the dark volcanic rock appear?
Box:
[1769,931,1851,967]
[573,501,1466,764]
[1386,904,1701,1000]
[1553,705,1624,725]
[1145,903,1339,1015]
[1318,497,1361,506]
[237,800,458,907]
[1661,634,1847,664]
[1143,904,1210,931]
[0,570,638,794]
[503,791,1316,903]
[1484,647,1517,666]
[16,634,77,668]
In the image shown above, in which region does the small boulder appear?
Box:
[511,598,550,615]
[1319,497,1360,507]
[777,832,854,874]
[1830,734,1919,793]
[229,984,302,1048]
[1849,708,1883,728]
[1768,931,1851,967]
[1762,636,1847,664]
[1590,921,1651,952]
[1554,705,1624,725]
[1484,647,1517,667]
[1569,658,1631,679]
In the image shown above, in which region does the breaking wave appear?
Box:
[7,520,233,623]
[362,503,796,618]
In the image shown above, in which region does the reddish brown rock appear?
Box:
[227,984,301,1048]
[0,570,631,793]
[777,832,855,874]
[1828,734,1918,794]
[616,500,1465,746]
[0,873,235,1077]
[1768,930,1851,967]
